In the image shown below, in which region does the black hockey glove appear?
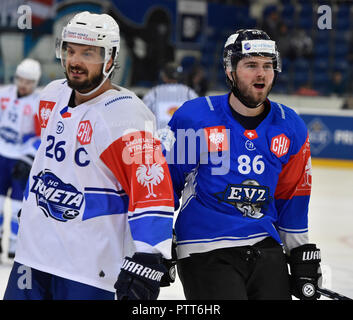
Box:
[288,244,322,300]
[115,252,167,300]
[160,231,177,287]
[12,154,34,181]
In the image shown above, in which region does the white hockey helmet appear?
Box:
[56,11,120,79]
[15,58,41,83]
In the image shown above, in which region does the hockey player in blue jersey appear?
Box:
[164,29,322,300]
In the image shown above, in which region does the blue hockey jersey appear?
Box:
[164,94,312,259]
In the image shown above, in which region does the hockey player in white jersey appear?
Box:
[0,58,41,259]
[4,11,175,300]
[143,62,198,130]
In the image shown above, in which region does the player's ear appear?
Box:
[226,70,235,83]
[105,57,113,73]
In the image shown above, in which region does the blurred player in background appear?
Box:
[0,58,41,259]
[164,29,322,300]
[143,62,198,130]
[4,11,174,300]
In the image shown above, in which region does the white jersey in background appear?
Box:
[15,79,175,292]
[143,83,198,129]
[0,85,40,159]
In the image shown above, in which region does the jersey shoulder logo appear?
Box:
[136,164,164,198]
[204,126,228,152]
[39,100,56,128]
[271,133,290,158]
[77,120,93,145]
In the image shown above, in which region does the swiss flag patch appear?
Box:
[204,126,228,152]
[77,120,93,145]
[271,134,290,158]
[244,130,258,140]
[39,100,56,128]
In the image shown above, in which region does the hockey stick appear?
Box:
[317,288,352,300]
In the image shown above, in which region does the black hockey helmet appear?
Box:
[223,29,281,73]
[223,29,281,109]
[161,62,184,82]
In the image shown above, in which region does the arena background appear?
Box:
[0,0,352,300]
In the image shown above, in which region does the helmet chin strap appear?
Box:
[76,64,114,97]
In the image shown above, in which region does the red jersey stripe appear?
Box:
[275,134,311,200]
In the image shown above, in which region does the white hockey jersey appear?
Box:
[143,83,198,129]
[0,85,40,159]
[15,79,175,292]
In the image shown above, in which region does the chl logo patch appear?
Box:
[271,134,290,158]
[77,120,93,145]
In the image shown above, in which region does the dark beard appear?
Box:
[65,70,104,94]
[233,77,272,109]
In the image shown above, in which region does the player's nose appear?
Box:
[256,66,266,78]
[68,53,84,66]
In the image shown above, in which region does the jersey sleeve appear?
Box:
[99,99,175,259]
[34,113,41,136]
[20,136,41,162]
[21,94,42,157]
[275,133,311,253]
[163,103,202,208]
[0,85,13,119]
